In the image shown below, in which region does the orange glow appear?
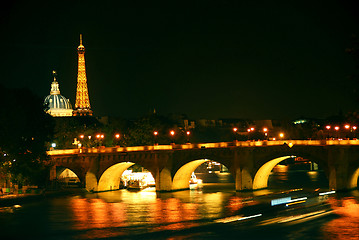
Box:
[345,124,350,129]
[101,134,104,139]
[186,131,190,136]
[153,131,158,136]
[170,130,175,136]
[326,125,331,130]
[96,134,101,139]
[263,127,268,132]
[79,134,84,139]
[353,126,357,130]
[279,133,284,138]
[250,127,255,131]
[233,127,238,132]
[335,126,340,131]
[115,134,120,139]
[247,128,251,132]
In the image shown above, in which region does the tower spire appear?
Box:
[73,34,93,116]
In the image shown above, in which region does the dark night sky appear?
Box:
[1,0,358,120]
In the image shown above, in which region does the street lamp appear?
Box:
[325,125,331,139]
[233,127,238,141]
[96,134,104,146]
[153,131,158,145]
[263,127,268,140]
[186,131,191,143]
[279,132,284,139]
[170,130,175,144]
[353,126,357,139]
[114,133,120,146]
[334,126,340,139]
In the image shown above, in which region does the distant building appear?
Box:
[43,71,73,117]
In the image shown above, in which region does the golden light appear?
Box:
[247,128,251,132]
[353,126,357,130]
[153,131,158,136]
[279,133,284,138]
[263,127,268,132]
[334,126,340,131]
[79,134,84,139]
[186,131,191,136]
[250,127,255,131]
[115,134,120,139]
[100,134,104,139]
[345,124,350,130]
[326,125,331,130]
[233,127,238,132]
[96,134,101,139]
[170,130,175,136]
[88,136,92,140]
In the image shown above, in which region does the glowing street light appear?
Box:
[353,126,357,139]
[79,134,84,139]
[153,131,158,145]
[233,127,238,141]
[334,126,340,139]
[170,130,175,144]
[114,133,120,146]
[186,131,191,143]
[279,132,284,139]
[345,124,350,130]
[325,125,331,130]
[263,127,268,139]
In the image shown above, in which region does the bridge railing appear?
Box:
[47,139,359,156]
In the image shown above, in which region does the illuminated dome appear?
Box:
[44,72,73,117]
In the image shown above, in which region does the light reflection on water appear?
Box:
[0,172,358,239]
[322,197,359,240]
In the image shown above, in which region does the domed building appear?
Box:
[44,71,73,117]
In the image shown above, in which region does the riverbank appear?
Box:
[0,188,87,207]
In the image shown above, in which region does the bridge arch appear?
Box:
[253,156,293,190]
[349,167,359,189]
[97,162,136,192]
[172,159,210,191]
[55,166,82,185]
[252,151,329,191]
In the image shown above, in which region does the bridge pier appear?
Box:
[155,168,173,192]
[235,168,253,191]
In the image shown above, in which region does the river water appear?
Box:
[0,168,358,240]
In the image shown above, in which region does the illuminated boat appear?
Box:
[127,180,147,190]
[189,172,203,184]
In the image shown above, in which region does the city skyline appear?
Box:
[1,1,358,120]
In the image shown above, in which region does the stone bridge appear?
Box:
[47,140,359,192]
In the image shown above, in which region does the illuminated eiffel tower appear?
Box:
[73,34,93,116]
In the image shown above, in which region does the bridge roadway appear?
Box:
[47,140,359,192]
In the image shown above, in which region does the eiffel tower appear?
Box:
[73,34,93,116]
